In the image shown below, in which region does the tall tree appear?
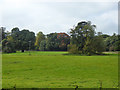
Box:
[19,29,35,52]
[69,21,105,55]
[35,32,45,50]
[46,33,59,51]
[2,36,16,53]
[11,27,20,50]
[7,28,36,52]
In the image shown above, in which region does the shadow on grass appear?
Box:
[62,52,118,56]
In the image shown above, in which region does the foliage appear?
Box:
[45,33,70,51]
[104,33,119,51]
[2,27,35,53]
[83,37,94,55]
[35,32,45,50]
[69,21,105,55]
[92,36,105,54]
[1,23,119,54]
[46,33,59,51]
[67,44,79,54]
[2,38,16,53]
[57,33,70,51]
[39,40,47,51]
[19,30,35,52]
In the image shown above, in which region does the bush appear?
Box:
[3,46,16,53]
[2,39,16,53]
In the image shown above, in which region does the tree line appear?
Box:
[1,27,70,53]
[1,21,120,55]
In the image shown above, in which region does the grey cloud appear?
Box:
[1,1,118,35]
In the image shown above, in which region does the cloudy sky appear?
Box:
[0,0,119,35]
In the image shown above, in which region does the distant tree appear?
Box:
[46,33,59,51]
[57,33,70,51]
[35,32,45,50]
[19,29,35,52]
[45,33,70,51]
[39,40,46,51]
[69,21,99,55]
[2,36,16,53]
[104,33,118,51]
[6,28,36,52]
[11,27,20,50]
[1,27,17,53]
[70,21,96,51]
[92,36,105,54]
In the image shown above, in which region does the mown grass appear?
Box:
[2,51,118,88]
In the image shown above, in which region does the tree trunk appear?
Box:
[21,50,24,52]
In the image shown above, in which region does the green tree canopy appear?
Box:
[69,21,105,55]
[35,31,45,50]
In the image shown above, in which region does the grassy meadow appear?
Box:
[2,51,118,88]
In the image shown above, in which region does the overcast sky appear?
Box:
[0,0,119,35]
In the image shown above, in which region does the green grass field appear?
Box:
[2,51,118,88]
